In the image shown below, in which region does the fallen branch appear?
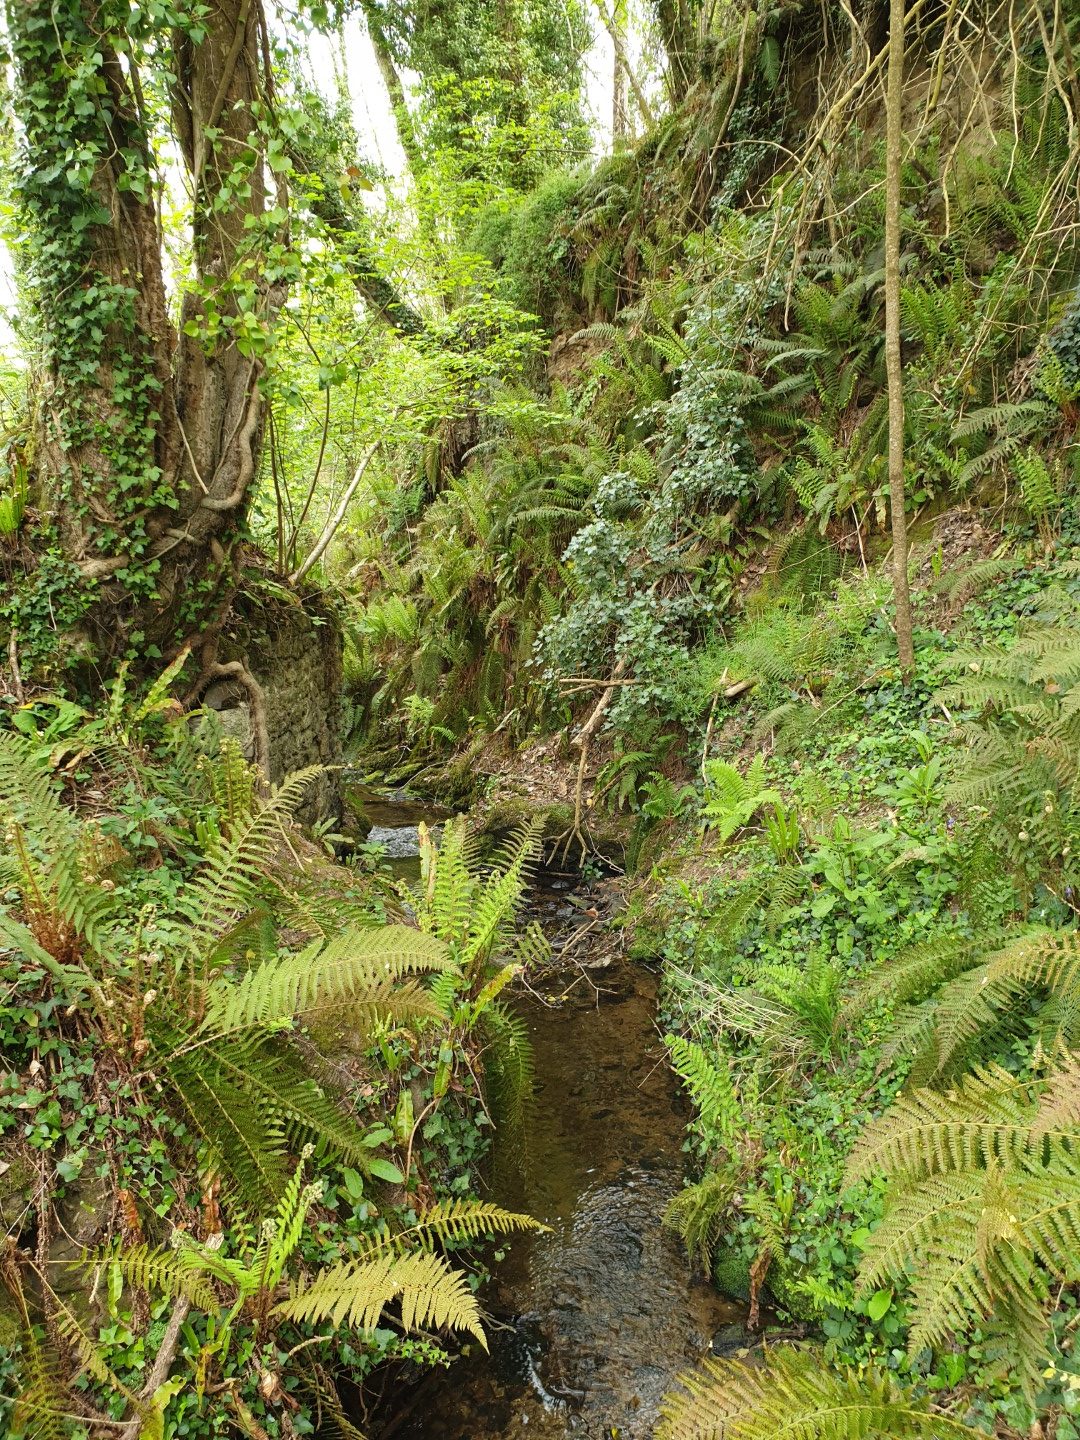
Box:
[557,658,627,865]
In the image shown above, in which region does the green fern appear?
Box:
[0,730,122,963]
[700,755,783,843]
[663,1169,738,1272]
[658,1347,981,1439]
[849,929,1080,1083]
[665,1034,744,1151]
[273,1248,487,1342]
[846,1056,1080,1392]
[937,609,1080,884]
[380,1196,548,1252]
[201,926,452,1035]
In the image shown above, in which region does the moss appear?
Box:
[712,1245,751,1301]
[765,1259,820,1323]
[0,1152,35,1234]
[469,168,588,330]
[0,1294,20,1349]
[713,1246,818,1322]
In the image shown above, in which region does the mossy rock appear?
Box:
[0,1292,21,1349]
[474,793,550,838]
[763,1258,820,1323]
[341,783,375,839]
[712,1246,818,1323]
[712,1246,751,1302]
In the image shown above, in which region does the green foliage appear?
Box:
[90,1162,540,1408]
[847,1057,1080,1393]
[0,460,27,538]
[663,1168,739,1273]
[936,600,1080,888]
[665,1034,745,1152]
[700,755,782,842]
[407,817,546,1140]
[659,1348,981,1440]
[0,687,547,1436]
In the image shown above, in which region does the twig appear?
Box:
[290,442,381,584]
[557,658,627,864]
[118,1234,224,1440]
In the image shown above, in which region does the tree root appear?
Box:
[554,659,627,867]
[186,653,272,790]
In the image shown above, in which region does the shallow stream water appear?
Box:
[356,787,747,1439]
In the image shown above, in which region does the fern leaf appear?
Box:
[176,766,323,961]
[202,926,452,1036]
[663,1170,737,1272]
[87,1243,220,1313]
[657,1348,981,1439]
[273,1250,486,1344]
[384,1198,545,1253]
[665,1036,743,1151]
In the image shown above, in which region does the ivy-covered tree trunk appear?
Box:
[7,0,283,673]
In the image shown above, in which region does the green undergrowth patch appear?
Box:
[0,676,538,1438]
[644,537,1080,1435]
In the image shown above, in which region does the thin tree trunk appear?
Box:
[598,0,655,129]
[363,6,426,181]
[290,444,381,585]
[611,0,629,141]
[884,0,915,678]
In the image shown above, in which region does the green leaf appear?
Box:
[367,1157,404,1184]
[341,1167,365,1200]
[866,1287,894,1323]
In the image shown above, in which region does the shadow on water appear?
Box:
[361,831,748,1440]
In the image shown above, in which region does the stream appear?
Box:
[350,785,748,1439]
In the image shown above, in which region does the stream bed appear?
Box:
[365,842,747,1440]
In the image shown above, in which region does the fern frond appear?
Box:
[929,929,1080,1077]
[384,1198,545,1253]
[273,1249,486,1344]
[202,926,452,1036]
[666,1035,743,1151]
[846,1062,1050,1183]
[165,1045,288,1203]
[845,934,984,1019]
[483,1000,536,1137]
[663,1169,738,1272]
[657,1348,980,1439]
[177,765,322,962]
[87,1243,220,1313]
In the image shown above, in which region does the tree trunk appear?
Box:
[362,4,428,182]
[884,0,916,678]
[7,0,282,671]
[599,0,655,131]
[656,0,695,101]
[611,0,630,142]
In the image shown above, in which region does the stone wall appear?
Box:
[198,585,343,824]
